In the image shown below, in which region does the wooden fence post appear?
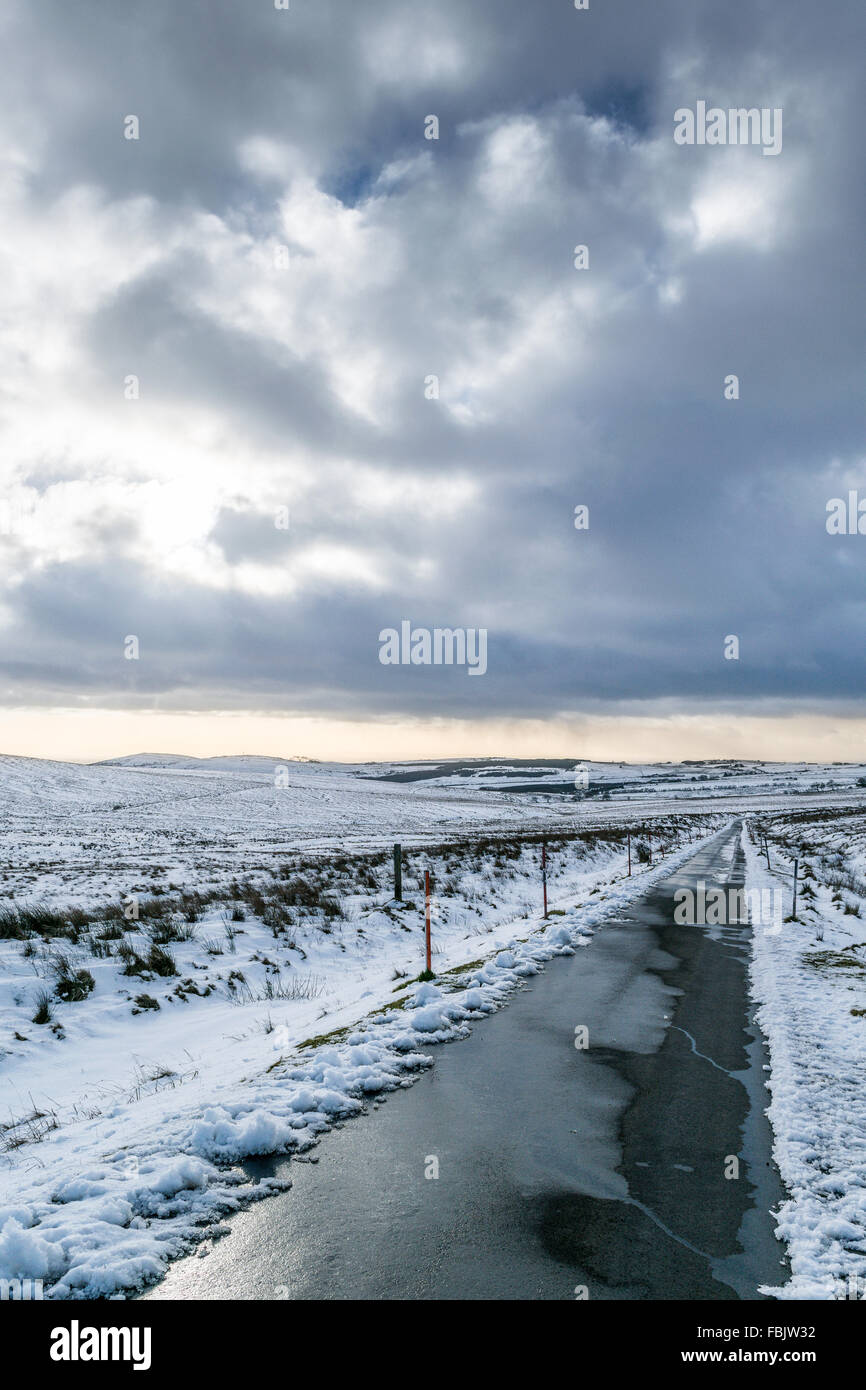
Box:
[393,843,402,902]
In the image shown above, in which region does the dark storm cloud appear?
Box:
[86,267,372,456]
[0,0,697,206]
[1,0,865,721]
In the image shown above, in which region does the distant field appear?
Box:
[1,753,866,910]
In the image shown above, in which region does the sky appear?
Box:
[1,0,865,764]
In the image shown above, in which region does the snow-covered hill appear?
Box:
[0,753,864,911]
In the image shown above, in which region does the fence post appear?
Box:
[542,839,548,919]
[393,843,402,902]
[425,870,432,972]
[792,858,798,921]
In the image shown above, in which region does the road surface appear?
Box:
[142,821,788,1300]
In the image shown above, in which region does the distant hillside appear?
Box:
[94,753,319,773]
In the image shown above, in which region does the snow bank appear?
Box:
[744,825,866,1299]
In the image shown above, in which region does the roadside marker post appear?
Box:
[627,831,631,877]
[793,858,799,921]
[425,870,432,972]
[393,842,402,902]
[542,839,548,919]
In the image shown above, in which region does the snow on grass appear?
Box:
[3,753,864,913]
[744,820,866,1299]
[0,824,713,1299]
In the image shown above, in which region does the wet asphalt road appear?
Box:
[142,822,788,1301]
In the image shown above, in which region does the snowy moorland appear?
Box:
[2,752,865,911]
[1,752,865,1299]
[0,750,726,1298]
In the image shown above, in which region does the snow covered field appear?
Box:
[0,750,726,1298]
[3,752,865,910]
[1,753,865,1299]
[745,811,866,1300]
[0,753,709,911]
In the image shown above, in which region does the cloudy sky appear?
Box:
[1,0,865,762]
